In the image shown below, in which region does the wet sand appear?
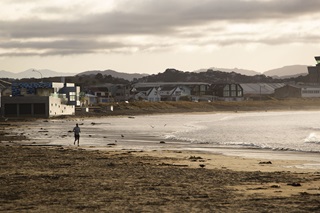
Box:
[1,121,320,212]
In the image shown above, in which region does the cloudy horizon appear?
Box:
[1,0,319,74]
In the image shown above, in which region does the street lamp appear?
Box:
[32,69,42,82]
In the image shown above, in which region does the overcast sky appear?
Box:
[1,0,319,74]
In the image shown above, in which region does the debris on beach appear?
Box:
[199,164,206,168]
[189,156,203,162]
[106,162,116,167]
[189,156,203,159]
[160,141,165,144]
[287,182,302,187]
[259,161,272,164]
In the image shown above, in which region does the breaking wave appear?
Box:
[304,133,320,144]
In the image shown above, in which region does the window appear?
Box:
[223,87,230,97]
[69,92,76,101]
[230,84,237,97]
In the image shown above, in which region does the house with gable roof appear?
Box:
[86,83,130,103]
[132,82,209,101]
[208,83,244,101]
[159,86,184,101]
[133,87,161,102]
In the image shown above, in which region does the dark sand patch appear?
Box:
[1,145,320,212]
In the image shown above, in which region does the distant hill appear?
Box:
[0,65,310,81]
[0,70,15,78]
[195,65,310,78]
[138,68,282,84]
[0,69,75,79]
[263,65,309,78]
[77,69,148,81]
[195,67,260,76]
[0,69,148,81]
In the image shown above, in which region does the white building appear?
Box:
[1,81,80,118]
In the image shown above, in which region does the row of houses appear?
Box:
[85,82,284,105]
[2,80,320,118]
[1,56,320,118]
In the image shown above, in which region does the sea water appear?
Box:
[18,110,320,161]
[165,111,320,153]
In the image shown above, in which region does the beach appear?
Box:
[1,144,320,212]
[1,112,320,212]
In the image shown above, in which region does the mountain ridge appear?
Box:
[77,69,148,81]
[195,67,259,76]
[263,65,309,78]
[0,65,310,80]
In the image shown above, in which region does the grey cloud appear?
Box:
[0,40,125,50]
[259,36,320,45]
[1,0,320,56]
[0,39,134,56]
[196,33,320,47]
[0,52,41,57]
[122,0,320,22]
[2,0,320,38]
[41,49,96,56]
[0,12,174,39]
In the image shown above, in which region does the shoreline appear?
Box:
[3,111,320,169]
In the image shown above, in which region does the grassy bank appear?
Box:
[77,99,320,116]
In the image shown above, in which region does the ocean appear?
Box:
[18,110,320,163]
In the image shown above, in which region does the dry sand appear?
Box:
[1,121,320,212]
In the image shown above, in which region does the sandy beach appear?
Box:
[1,118,320,212]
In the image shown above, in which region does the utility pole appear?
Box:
[32,69,43,82]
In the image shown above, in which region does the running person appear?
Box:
[73,123,81,146]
